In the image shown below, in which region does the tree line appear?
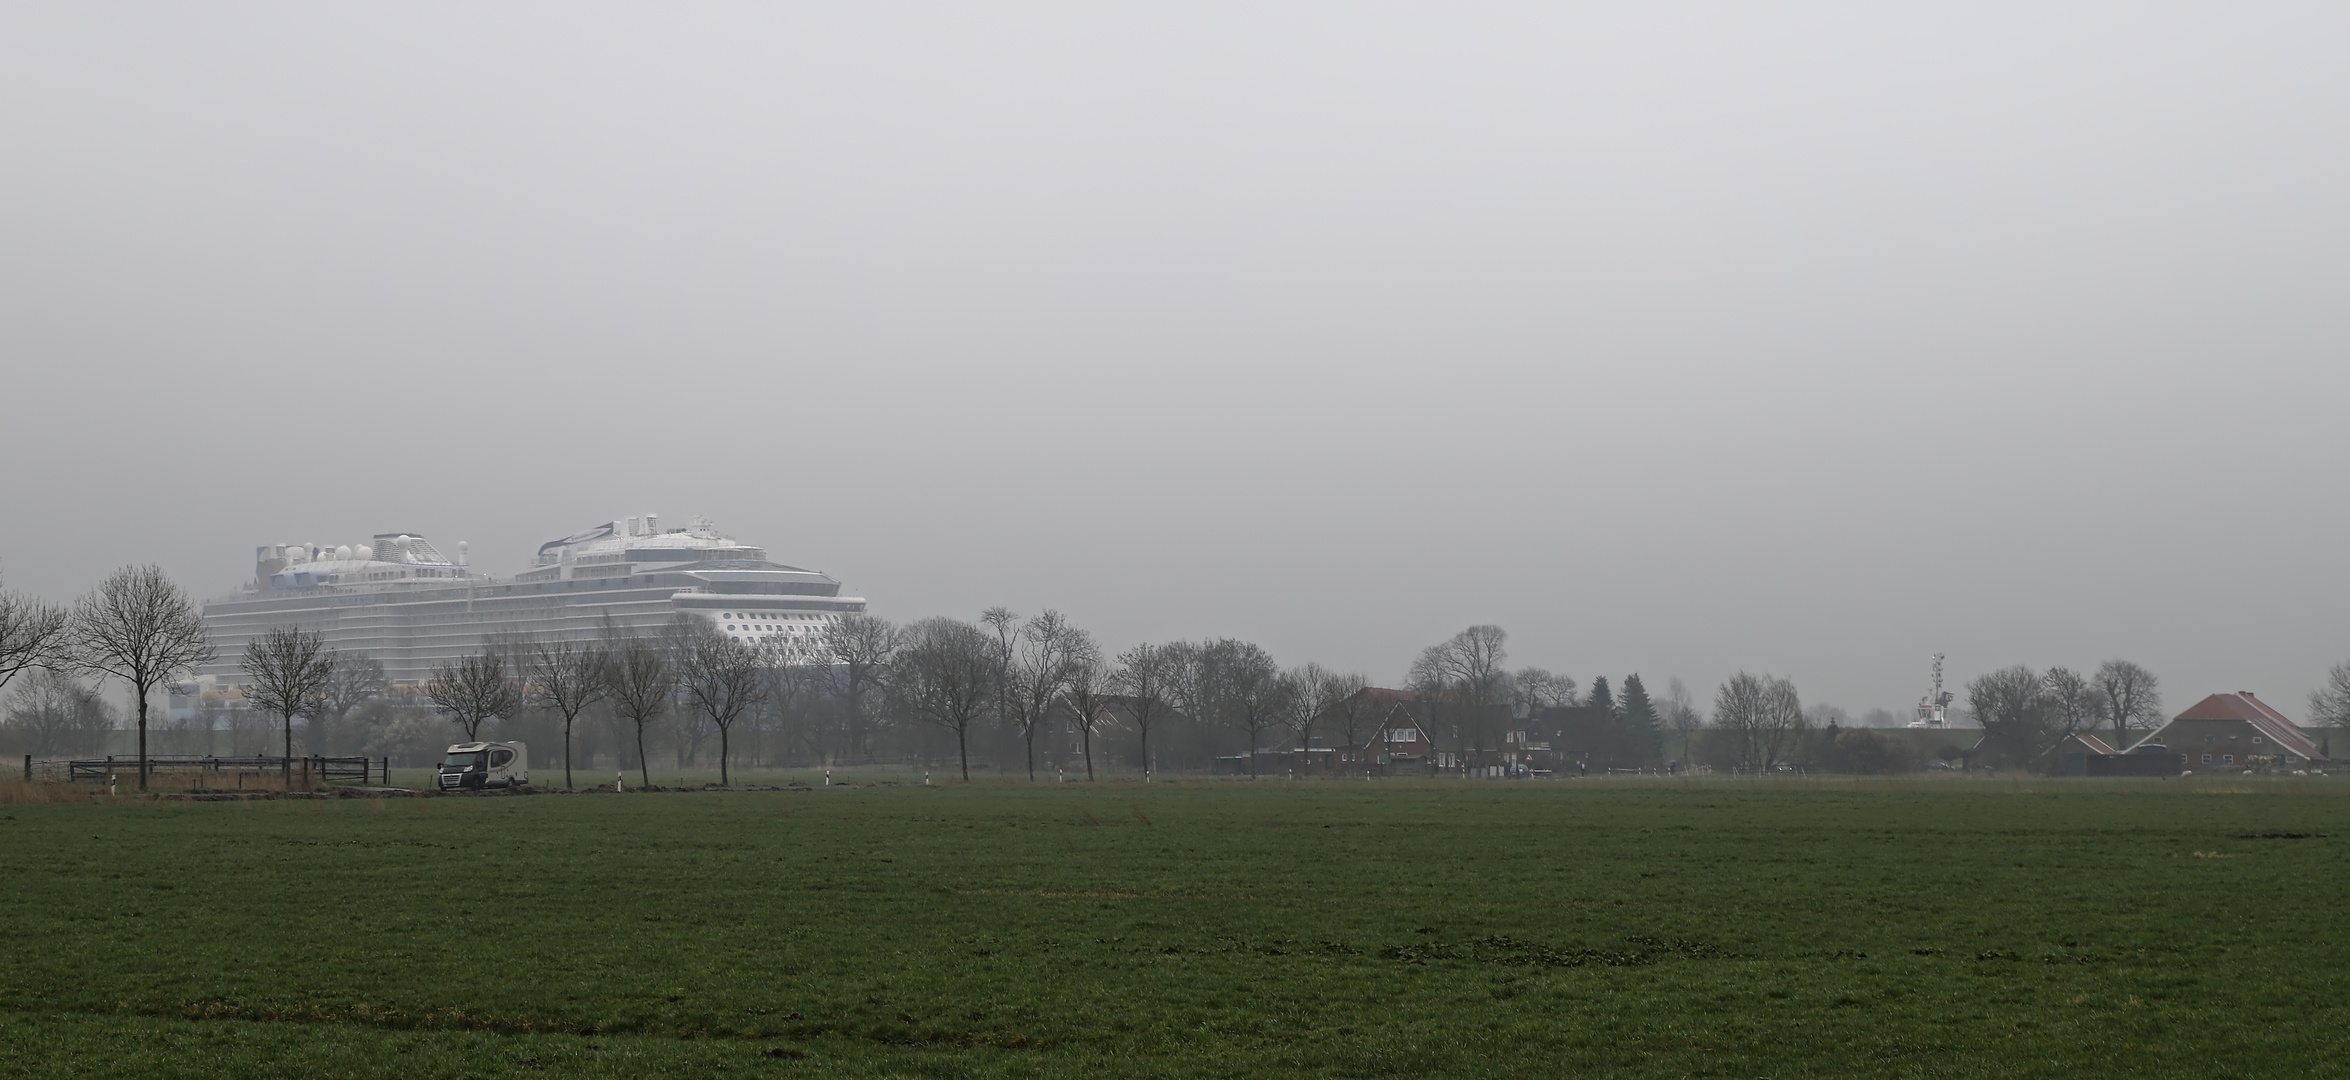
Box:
[0,569,1688,787]
[1,566,213,788]
[1960,660,2166,769]
[11,563,2347,784]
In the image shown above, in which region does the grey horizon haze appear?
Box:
[3,4,2346,719]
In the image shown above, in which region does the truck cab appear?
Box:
[438,741,528,790]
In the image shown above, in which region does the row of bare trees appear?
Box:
[0,566,218,788]
[400,611,920,789]
[416,616,777,789]
[10,560,2230,785]
[0,571,1564,786]
[886,609,1403,782]
[1965,660,2165,768]
[1693,660,2166,774]
[2,670,115,757]
[1,573,1648,786]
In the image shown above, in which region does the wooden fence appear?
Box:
[25,755,386,785]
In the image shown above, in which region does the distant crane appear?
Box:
[1909,654,1954,729]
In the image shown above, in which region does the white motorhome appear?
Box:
[438,741,528,790]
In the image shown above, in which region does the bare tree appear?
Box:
[603,620,681,790]
[3,669,115,757]
[1319,669,1369,766]
[314,650,385,755]
[1713,671,1807,770]
[1210,640,1285,777]
[1753,675,1805,769]
[821,613,898,762]
[319,651,385,720]
[1158,640,1211,748]
[240,626,338,783]
[759,650,833,766]
[981,606,1020,770]
[1315,676,1382,777]
[1063,646,1113,781]
[1410,626,1512,777]
[428,649,518,745]
[0,577,73,696]
[1509,667,1579,718]
[889,616,999,781]
[2042,667,2099,748]
[1007,610,1086,781]
[679,620,770,786]
[1278,662,1357,775]
[1966,665,2074,769]
[527,636,608,789]
[1111,642,1177,781]
[2091,659,2164,745]
[2311,662,2350,729]
[72,565,215,790]
[1661,676,1706,745]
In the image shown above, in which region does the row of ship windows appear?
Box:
[722,612,835,635]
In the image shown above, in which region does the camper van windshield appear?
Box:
[441,751,486,768]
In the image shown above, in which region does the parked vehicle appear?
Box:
[438,741,528,790]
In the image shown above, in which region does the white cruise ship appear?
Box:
[199,514,866,688]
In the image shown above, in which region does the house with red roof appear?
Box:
[2137,692,2329,773]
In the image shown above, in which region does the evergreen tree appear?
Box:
[1619,673,1663,760]
[1587,676,1615,717]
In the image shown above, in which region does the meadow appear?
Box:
[0,777,2343,1078]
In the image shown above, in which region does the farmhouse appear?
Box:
[1316,688,1437,775]
[2139,692,2328,773]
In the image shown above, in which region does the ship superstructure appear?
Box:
[1909,653,1953,729]
[200,514,865,688]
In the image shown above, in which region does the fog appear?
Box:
[4,4,2346,717]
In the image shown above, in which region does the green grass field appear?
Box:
[1,778,2344,1078]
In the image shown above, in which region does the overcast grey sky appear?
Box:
[4,4,2346,717]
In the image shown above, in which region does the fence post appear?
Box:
[22,755,28,782]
